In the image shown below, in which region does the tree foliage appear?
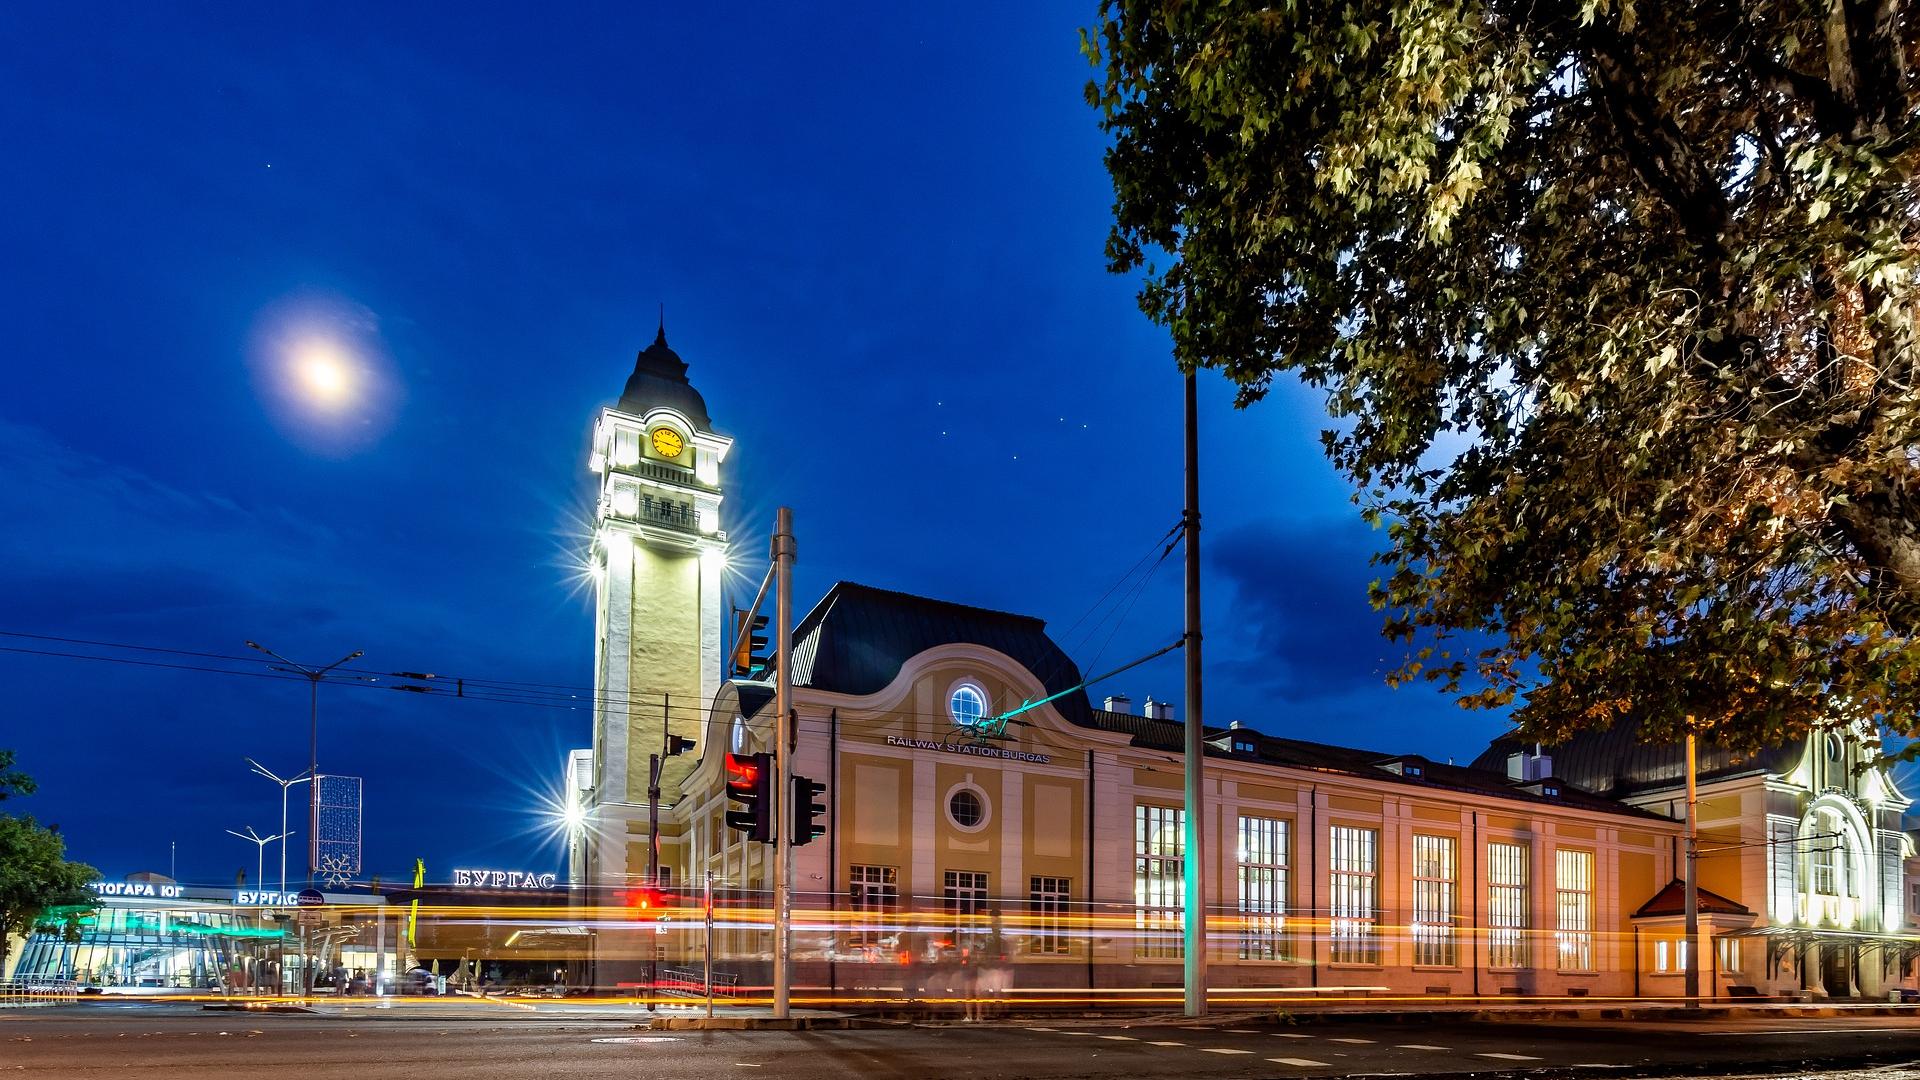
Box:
[0,749,34,802]
[1086,0,1919,748]
[0,754,97,975]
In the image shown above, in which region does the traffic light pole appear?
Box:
[773,506,796,1020]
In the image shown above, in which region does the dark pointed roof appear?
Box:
[1633,878,1753,918]
[788,582,1093,726]
[619,325,712,429]
[1470,719,1804,799]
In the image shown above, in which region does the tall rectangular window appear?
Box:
[1716,936,1740,974]
[848,864,898,948]
[1411,834,1458,966]
[1554,848,1595,970]
[1030,876,1072,956]
[1329,825,1379,964]
[1654,938,1691,972]
[1237,816,1289,961]
[944,870,989,916]
[1812,842,1838,895]
[1135,805,1185,959]
[1487,841,1530,969]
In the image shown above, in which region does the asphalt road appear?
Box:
[7,1006,1920,1079]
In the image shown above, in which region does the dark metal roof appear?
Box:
[789,582,1093,726]
[1469,718,1804,798]
[618,326,712,429]
[1090,710,1669,820]
[1634,878,1752,918]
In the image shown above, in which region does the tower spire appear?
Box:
[657,302,666,344]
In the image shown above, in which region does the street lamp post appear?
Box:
[246,642,361,885]
[227,826,290,891]
[246,758,312,895]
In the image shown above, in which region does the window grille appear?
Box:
[1554,848,1594,971]
[1487,841,1529,969]
[1237,816,1289,961]
[1329,825,1378,964]
[1030,876,1072,956]
[1411,834,1458,966]
[1135,805,1184,959]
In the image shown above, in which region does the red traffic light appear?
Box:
[724,751,774,844]
[627,886,676,911]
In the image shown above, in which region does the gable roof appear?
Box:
[1633,878,1753,918]
[788,582,1093,726]
[1470,718,1804,798]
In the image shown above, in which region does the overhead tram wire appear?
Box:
[20,626,1748,782]
[0,620,1201,737]
[0,636,1173,761]
[2,527,1188,718]
[0,634,1115,738]
[1050,518,1183,657]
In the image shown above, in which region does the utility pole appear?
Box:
[246,642,361,884]
[1182,369,1208,1018]
[647,694,669,1014]
[705,868,716,1020]
[773,506,796,1020]
[1684,725,1700,1006]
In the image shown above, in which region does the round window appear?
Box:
[948,788,985,829]
[949,684,987,728]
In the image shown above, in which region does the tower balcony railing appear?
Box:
[632,495,700,533]
[620,457,716,491]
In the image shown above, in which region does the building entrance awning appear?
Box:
[1717,925,1920,978]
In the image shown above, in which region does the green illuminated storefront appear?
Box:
[13,878,384,994]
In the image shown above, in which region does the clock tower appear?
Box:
[578,323,731,889]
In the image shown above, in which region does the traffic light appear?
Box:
[666,733,696,757]
[729,606,771,679]
[792,774,826,846]
[724,751,774,843]
[627,885,676,920]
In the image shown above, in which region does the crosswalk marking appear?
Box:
[1328,1037,1375,1044]
[1202,1048,1256,1055]
[1028,1027,1057,1032]
[1397,1044,1450,1051]
[1268,1057,1332,1067]
[1147,1041,1186,1047]
[1272,1033,1314,1039]
[1225,1028,1260,1033]
[1477,1052,1542,1061]
[1097,1035,1137,1041]
[1059,1032,1094,1036]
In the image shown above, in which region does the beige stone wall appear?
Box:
[623,545,703,803]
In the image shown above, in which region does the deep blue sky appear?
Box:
[0,4,1510,884]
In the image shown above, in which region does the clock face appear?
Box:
[649,427,685,459]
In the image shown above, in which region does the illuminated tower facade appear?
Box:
[579,325,731,888]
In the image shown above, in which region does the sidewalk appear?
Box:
[976,999,1920,1029]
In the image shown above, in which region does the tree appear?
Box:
[0,750,33,801]
[0,754,97,978]
[1085,0,1919,748]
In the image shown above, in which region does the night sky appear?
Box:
[0,4,1510,884]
